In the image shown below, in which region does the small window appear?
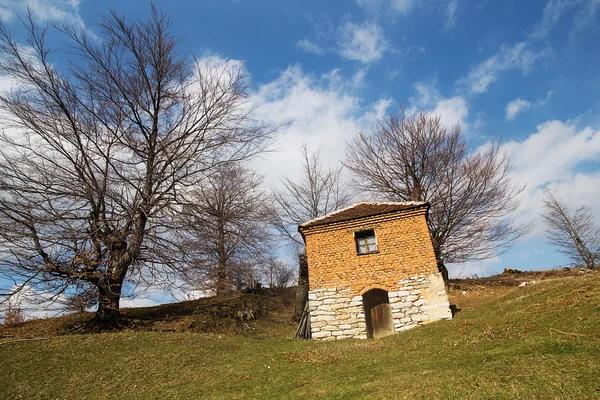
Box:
[355,229,378,254]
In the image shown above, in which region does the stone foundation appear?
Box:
[309,272,452,340]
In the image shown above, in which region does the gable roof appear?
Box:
[299,201,428,230]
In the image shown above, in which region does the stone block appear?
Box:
[405,295,419,302]
[312,315,336,322]
[312,330,332,339]
[411,314,431,322]
[323,325,341,331]
[391,301,412,309]
[311,320,328,328]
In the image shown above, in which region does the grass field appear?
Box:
[1,271,599,399]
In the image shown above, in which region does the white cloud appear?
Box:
[0,0,85,27]
[433,97,469,128]
[505,98,532,120]
[500,119,600,235]
[410,81,469,128]
[251,64,390,187]
[461,42,551,94]
[337,21,388,64]
[297,39,325,55]
[0,285,68,321]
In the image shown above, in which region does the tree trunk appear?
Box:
[437,259,449,282]
[431,239,449,282]
[94,280,124,327]
[293,252,309,322]
[216,218,229,296]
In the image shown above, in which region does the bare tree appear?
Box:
[0,7,272,325]
[345,108,529,280]
[542,188,599,269]
[64,283,98,314]
[264,257,295,290]
[0,297,24,326]
[181,163,273,296]
[271,144,352,320]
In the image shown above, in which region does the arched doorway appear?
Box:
[362,289,394,339]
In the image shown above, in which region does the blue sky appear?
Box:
[0,0,599,313]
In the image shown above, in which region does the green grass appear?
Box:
[1,274,600,399]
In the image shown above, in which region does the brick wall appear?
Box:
[304,208,438,294]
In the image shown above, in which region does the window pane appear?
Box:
[355,229,377,254]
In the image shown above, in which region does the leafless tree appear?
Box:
[271,144,352,320]
[0,7,272,326]
[64,283,98,314]
[264,257,295,290]
[345,108,529,280]
[0,298,24,326]
[181,163,273,296]
[542,188,599,269]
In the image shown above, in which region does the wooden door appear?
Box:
[363,289,394,339]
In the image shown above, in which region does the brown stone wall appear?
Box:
[303,208,438,296]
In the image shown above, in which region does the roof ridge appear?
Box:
[299,200,427,228]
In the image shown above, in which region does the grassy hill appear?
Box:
[1,270,599,399]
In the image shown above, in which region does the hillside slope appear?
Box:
[1,272,599,399]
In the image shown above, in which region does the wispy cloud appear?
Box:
[355,0,416,16]
[506,98,532,120]
[297,38,325,55]
[410,80,469,128]
[502,119,600,235]
[390,0,416,15]
[444,0,459,29]
[337,20,388,64]
[251,64,389,187]
[0,0,85,27]
[461,42,551,94]
[531,0,576,40]
[460,0,598,95]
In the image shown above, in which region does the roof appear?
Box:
[298,201,428,230]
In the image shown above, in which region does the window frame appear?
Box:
[354,228,379,255]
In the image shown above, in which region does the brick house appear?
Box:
[298,201,452,341]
